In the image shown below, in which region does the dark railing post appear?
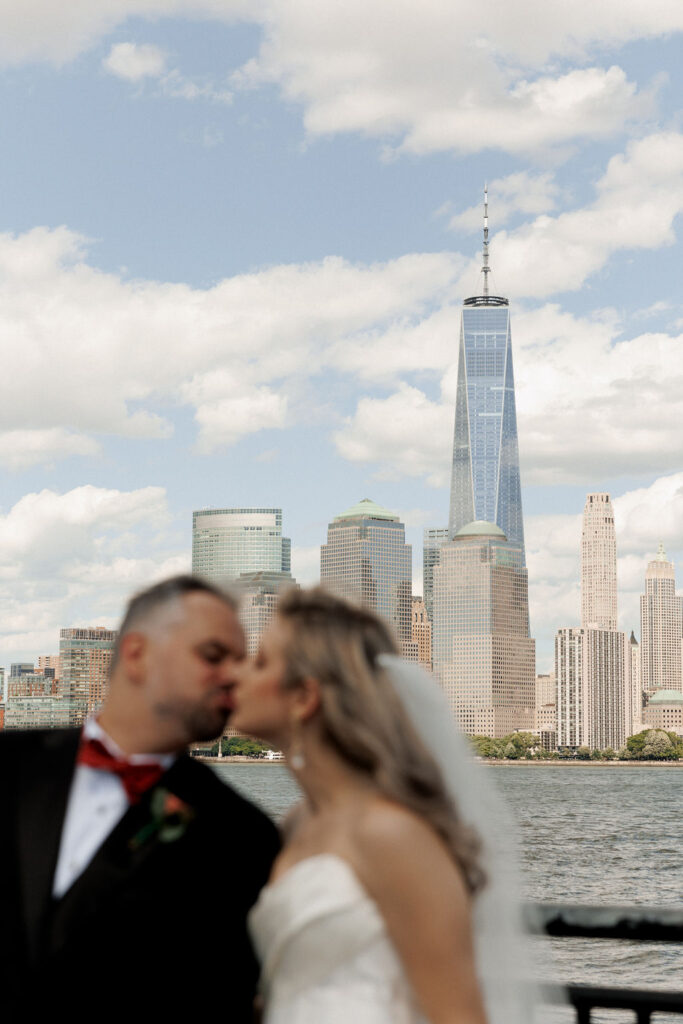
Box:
[529,902,683,1024]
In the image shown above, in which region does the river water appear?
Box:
[212,762,682,1016]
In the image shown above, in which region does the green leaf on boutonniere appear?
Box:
[129,787,196,851]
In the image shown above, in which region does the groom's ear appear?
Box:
[293,676,321,721]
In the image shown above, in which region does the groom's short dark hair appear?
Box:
[112,574,238,669]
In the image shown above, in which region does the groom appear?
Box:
[1,575,279,1019]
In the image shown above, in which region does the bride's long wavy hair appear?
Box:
[276,586,485,895]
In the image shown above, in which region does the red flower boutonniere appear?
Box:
[129,787,195,851]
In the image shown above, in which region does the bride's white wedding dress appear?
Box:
[248,852,427,1023]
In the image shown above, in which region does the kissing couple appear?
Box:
[2,575,534,1023]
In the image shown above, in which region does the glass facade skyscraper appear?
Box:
[321,498,412,646]
[192,508,291,585]
[448,297,525,561]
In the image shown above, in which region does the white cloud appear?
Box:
[0,484,188,664]
[103,41,167,80]
[0,229,464,464]
[0,2,679,154]
[335,385,453,487]
[0,429,99,469]
[460,132,683,299]
[103,41,233,103]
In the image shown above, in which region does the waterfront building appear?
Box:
[4,695,86,730]
[422,526,448,624]
[320,498,412,649]
[555,626,627,750]
[192,507,291,586]
[59,627,117,721]
[642,689,683,736]
[639,544,683,693]
[432,521,534,737]
[555,628,585,749]
[447,189,525,562]
[411,596,432,671]
[581,493,617,631]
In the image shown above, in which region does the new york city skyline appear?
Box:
[1,4,683,671]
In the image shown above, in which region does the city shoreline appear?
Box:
[197,755,683,767]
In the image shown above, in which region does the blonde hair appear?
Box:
[276,587,485,895]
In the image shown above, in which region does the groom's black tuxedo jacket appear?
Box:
[1,728,280,1020]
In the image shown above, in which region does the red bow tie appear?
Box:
[77,736,165,804]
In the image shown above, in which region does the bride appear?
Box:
[229,587,533,1024]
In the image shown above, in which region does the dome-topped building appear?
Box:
[334,498,398,522]
[453,520,507,540]
[432,513,534,738]
[321,497,412,649]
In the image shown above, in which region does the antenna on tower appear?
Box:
[482,184,490,298]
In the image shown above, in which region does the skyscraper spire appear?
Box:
[482,183,490,298]
[657,541,667,561]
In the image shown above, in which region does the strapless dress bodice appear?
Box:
[248,853,426,1023]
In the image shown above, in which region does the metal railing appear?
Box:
[527,903,683,1024]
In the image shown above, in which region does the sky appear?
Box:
[1,1,683,672]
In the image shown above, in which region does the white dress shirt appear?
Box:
[52,718,175,899]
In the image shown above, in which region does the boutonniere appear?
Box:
[129,787,196,851]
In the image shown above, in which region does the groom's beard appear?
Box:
[153,692,231,743]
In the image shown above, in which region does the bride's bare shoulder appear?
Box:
[351,798,461,884]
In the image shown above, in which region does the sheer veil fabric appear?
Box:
[378,655,548,1024]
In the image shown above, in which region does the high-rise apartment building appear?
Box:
[581,493,617,630]
[640,544,683,693]
[447,189,525,561]
[555,627,585,749]
[192,508,291,586]
[411,596,432,671]
[59,627,117,721]
[432,521,534,737]
[320,498,412,647]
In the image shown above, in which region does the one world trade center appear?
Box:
[447,188,525,563]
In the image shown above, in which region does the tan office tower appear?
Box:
[581,493,617,630]
[59,627,117,721]
[640,544,683,693]
[411,596,432,670]
[321,499,412,649]
[432,522,534,737]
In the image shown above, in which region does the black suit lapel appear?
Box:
[17,729,80,964]
[48,754,202,954]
